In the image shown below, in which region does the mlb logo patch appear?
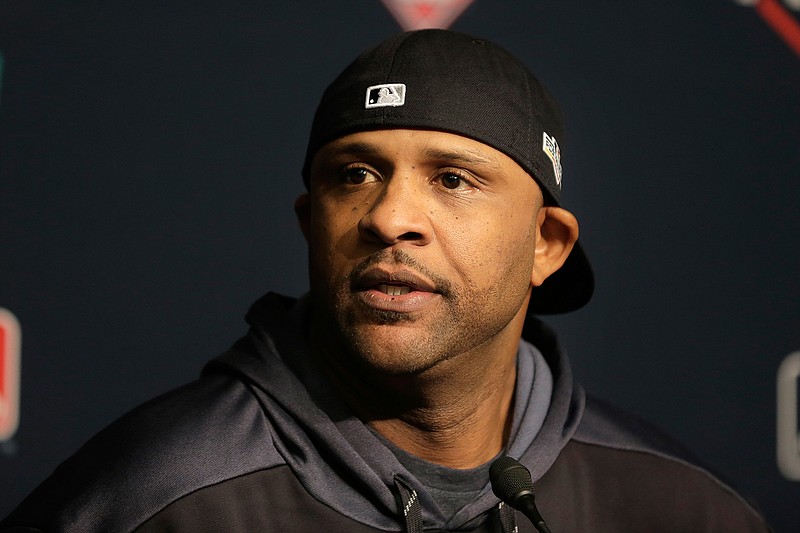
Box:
[365,83,406,108]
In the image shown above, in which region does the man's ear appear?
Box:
[294,193,310,242]
[531,207,579,287]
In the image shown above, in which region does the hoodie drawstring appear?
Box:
[498,501,519,533]
[395,478,423,533]
[393,478,518,533]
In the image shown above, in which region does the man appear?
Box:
[1,29,769,532]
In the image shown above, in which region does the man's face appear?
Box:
[298,129,545,375]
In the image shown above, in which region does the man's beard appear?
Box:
[318,250,522,376]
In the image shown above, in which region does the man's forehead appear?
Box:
[314,129,511,171]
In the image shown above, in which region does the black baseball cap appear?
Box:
[302,29,594,314]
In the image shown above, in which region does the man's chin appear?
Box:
[355,307,414,325]
[339,323,444,375]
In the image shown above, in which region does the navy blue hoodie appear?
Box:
[1,293,769,532]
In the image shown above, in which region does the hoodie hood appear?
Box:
[204,293,585,531]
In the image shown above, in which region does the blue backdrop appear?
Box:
[1,1,798,529]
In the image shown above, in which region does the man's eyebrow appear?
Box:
[422,147,500,169]
[322,141,381,157]
[321,140,502,169]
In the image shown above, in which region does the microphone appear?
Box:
[489,456,552,533]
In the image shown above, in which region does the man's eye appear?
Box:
[440,172,468,190]
[341,167,377,185]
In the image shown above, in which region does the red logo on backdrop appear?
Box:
[0,308,21,442]
[380,0,475,31]
[737,0,800,58]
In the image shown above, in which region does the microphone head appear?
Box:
[489,456,536,506]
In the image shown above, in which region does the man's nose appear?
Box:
[357,176,433,246]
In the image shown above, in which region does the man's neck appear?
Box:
[317,337,519,470]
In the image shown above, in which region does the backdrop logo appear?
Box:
[0,308,21,442]
[735,0,800,57]
[380,0,475,31]
[777,351,800,480]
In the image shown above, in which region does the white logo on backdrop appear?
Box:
[777,351,800,480]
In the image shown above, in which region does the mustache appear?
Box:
[348,249,453,297]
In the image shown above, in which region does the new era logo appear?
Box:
[542,131,563,188]
[365,83,406,108]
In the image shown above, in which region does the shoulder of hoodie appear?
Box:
[567,395,769,528]
[0,362,284,533]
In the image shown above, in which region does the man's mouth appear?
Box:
[377,284,412,296]
[354,267,437,294]
[350,267,441,313]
